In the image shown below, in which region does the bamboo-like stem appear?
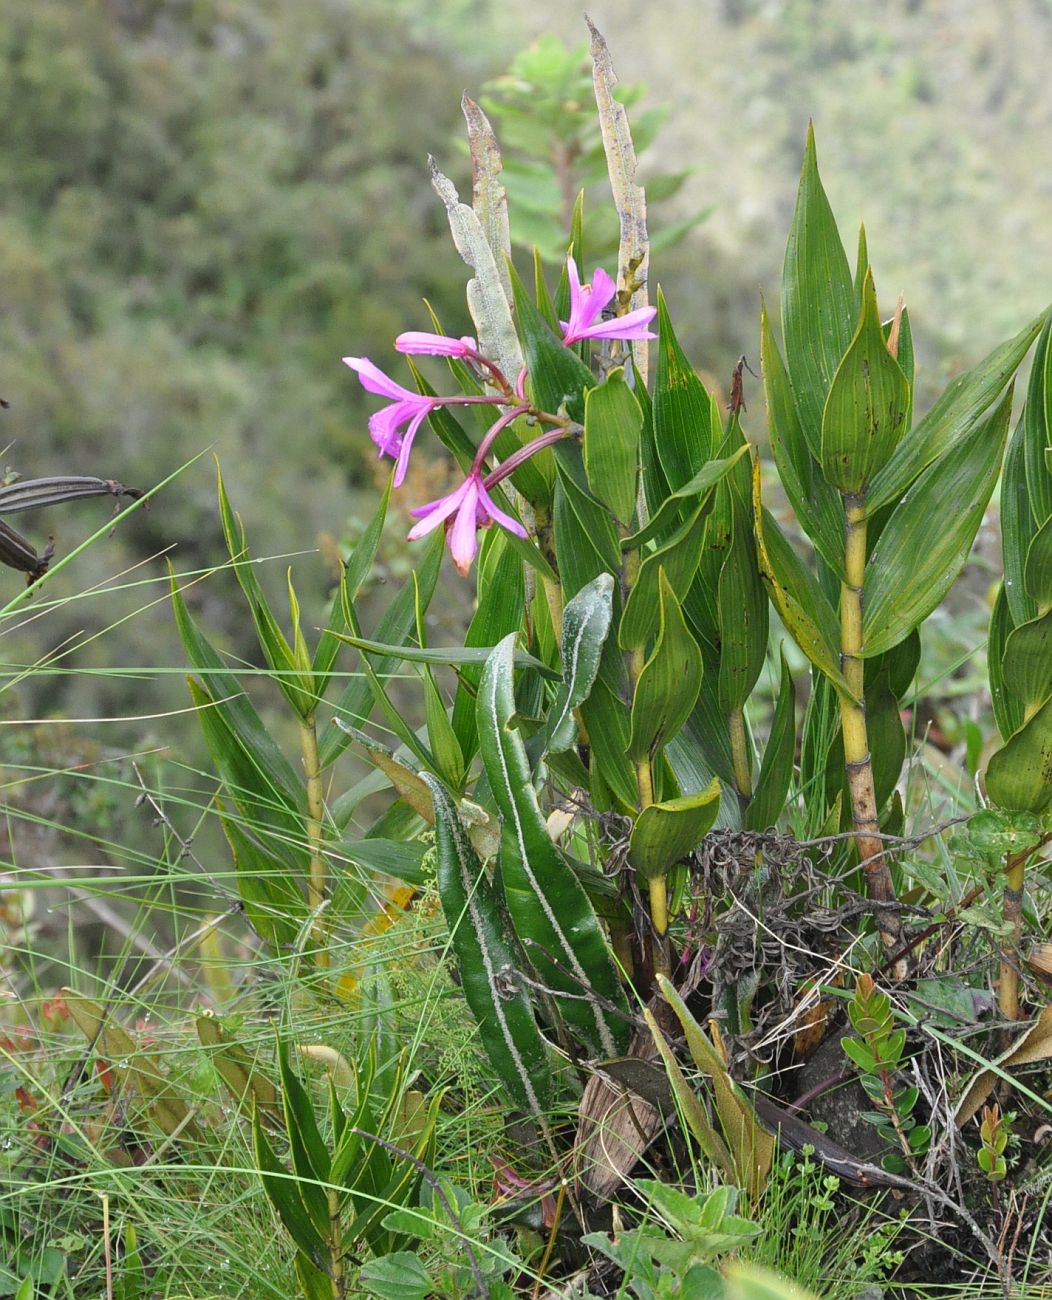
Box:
[622,545,670,978]
[838,494,903,969]
[728,708,752,819]
[328,1187,344,1298]
[300,712,330,970]
[999,846,1030,1023]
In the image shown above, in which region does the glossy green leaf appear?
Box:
[451,530,526,761]
[820,270,909,492]
[509,259,593,425]
[252,1108,327,1266]
[217,466,316,719]
[583,367,642,525]
[781,123,856,455]
[760,305,843,572]
[327,633,557,681]
[171,567,303,808]
[554,449,623,575]
[628,571,704,761]
[1001,608,1052,722]
[478,636,629,1056]
[542,573,615,754]
[578,673,639,811]
[619,503,709,651]
[275,1039,331,1236]
[746,649,796,831]
[985,694,1052,813]
[320,529,443,767]
[422,671,465,790]
[313,477,392,683]
[1025,516,1052,610]
[1023,315,1052,527]
[1002,411,1041,627]
[628,778,720,880]
[328,838,428,888]
[864,630,920,700]
[989,584,1023,742]
[863,384,1012,655]
[552,475,618,600]
[717,516,769,714]
[424,773,552,1112]
[621,445,750,551]
[868,309,1046,512]
[752,467,848,696]
[653,288,716,490]
[215,806,306,952]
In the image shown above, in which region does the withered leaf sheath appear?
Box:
[0,476,142,515]
[0,519,54,583]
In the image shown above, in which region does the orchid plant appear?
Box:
[174,29,1049,1188]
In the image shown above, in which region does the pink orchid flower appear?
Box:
[342,356,438,487]
[561,256,658,347]
[394,331,477,357]
[407,471,526,576]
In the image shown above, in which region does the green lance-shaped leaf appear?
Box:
[1001,411,1039,628]
[760,303,843,573]
[320,529,444,767]
[628,778,720,880]
[1001,608,1052,722]
[989,585,1024,742]
[863,384,1013,656]
[509,259,594,426]
[274,1037,331,1238]
[746,649,797,831]
[542,572,615,754]
[423,773,552,1112]
[1025,516,1052,610]
[628,570,704,761]
[985,694,1052,814]
[717,515,769,714]
[621,445,750,551]
[451,530,526,762]
[252,1108,328,1268]
[170,565,303,808]
[583,367,643,525]
[781,123,857,455]
[620,502,710,651]
[578,673,639,811]
[867,308,1046,513]
[1023,315,1052,527]
[653,288,716,490]
[820,270,910,492]
[196,1015,281,1126]
[478,636,629,1056]
[216,465,315,720]
[751,463,850,697]
[215,805,306,952]
[554,448,623,575]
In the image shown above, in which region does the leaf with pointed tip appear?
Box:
[425,773,552,1113]
[746,649,796,831]
[628,571,704,761]
[462,94,512,304]
[760,306,843,572]
[751,464,848,697]
[781,124,856,455]
[252,1108,327,1266]
[863,384,1012,655]
[1001,608,1052,721]
[654,290,716,490]
[509,259,593,426]
[478,636,629,1055]
[629,779,720,880]
[620,505,710,652]
[868,309,1046,512]
[622,446,749,551]
[820,271,910,492]
[989,585,1023,742]
[717,517,769,714]
[583,368,642,525]
[1025,516,1052,610]
[985,694,1052,813]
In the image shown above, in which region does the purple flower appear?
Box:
[342,356,438,487]
[407,471,526,576]
[395,331,477,357]
[561,257,658,347]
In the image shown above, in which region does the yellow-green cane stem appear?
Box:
[300,712,330,970]
[999,849,1028,1024]
[839,495,903,967]
[728,708,753,818]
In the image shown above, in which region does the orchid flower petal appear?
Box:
[587,267,618,321]
[392,406,432,488]
[406,479,470,538]
[572,306,658,343]
[448,480,481,575]
[476,482,528,539]
[395,332,477,357]
[342,356,416,402]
